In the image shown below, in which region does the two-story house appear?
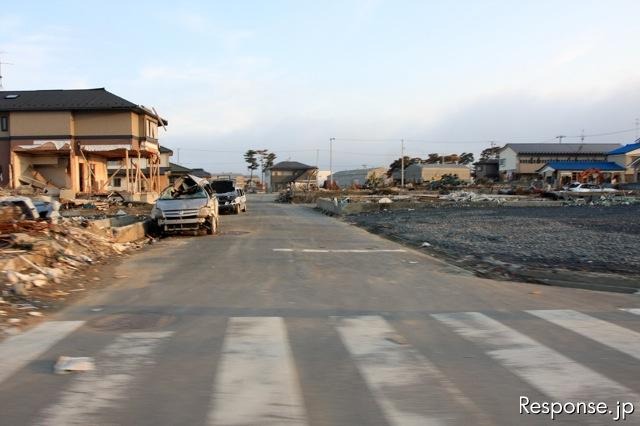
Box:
[266,161,318,192]
[607,141,640,183]
[498,143,621,181]
[0,88,167,197]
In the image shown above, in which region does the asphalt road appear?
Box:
[1,194,640,426]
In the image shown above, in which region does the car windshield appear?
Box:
[159,186,208,200]
[210,181,235,194]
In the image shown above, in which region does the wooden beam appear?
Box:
[125,149,130,193]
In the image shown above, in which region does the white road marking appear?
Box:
[272,248,406,253]
[0,321,84,385]
[432,312,637,401]
[529,310,640,361]
[621,308,640,316]
[208,317,307,426]
[37,331,173,426]
[330,249,406,253]
[335,315,489,426]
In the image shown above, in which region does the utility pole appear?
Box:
[315,149,319,168]
[400,139,405,188]
[329,137,335,188]
[0,53,13,90]
[556,135,566,144]
[580,129,585,143]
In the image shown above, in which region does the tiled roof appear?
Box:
[502,143,621,154]
[0,88,168,124]
[0,88,138,111]
[608,141,640,155]
[542,161,626,171]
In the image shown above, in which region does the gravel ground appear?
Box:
[349,204,640,290]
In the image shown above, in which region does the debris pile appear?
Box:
[561,194,640,207]
[440,191,507,203]
[0,216,146,336]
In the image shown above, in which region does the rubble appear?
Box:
[54,356,95,374]
[0,203,150,336]
[350,204,640,293]
[439,191,508,203]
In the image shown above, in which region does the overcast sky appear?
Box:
[2,0,640,173]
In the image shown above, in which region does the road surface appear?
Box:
[1,194,639,425]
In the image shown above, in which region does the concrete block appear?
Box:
[111,219,152,243]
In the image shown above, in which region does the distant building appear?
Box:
[401,163,471,184]
[607,141,640,183]
[498,143,621,181]
[473,159,499,181]
[210,173,246,188]
[537,161,626,188]
[167,162,192,184]
[316,170,331,188]
[329,167,387,188]
[189,168,213,179]
[266,161,318,192]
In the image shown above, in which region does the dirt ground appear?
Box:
[348,204,640,293]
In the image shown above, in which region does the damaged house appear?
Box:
[0,88,168,200]
[266,161,318,192]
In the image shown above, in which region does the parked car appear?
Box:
[566,183,617,193]
[151,175,220,235]
[210,179,247,214]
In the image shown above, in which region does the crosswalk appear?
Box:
[1,308,639,425]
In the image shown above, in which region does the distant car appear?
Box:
[566,183,617,193]
[210,180,247,214]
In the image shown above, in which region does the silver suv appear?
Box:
[151,175,220,235]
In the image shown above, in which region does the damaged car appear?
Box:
[151,175,220,236]
[209,179,247,214]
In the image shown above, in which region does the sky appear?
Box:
[2,0,640,173]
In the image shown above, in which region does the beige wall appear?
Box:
[421,167,471,181]
[609,152,640,175]
[74,111,133,136]
[517,163,546,174]
[159,152,171,167]
[10,111,73,136]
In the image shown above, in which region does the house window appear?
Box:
[0,116,8,132]
[112,177,122,187]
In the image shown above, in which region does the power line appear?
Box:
[333,127,638,145]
